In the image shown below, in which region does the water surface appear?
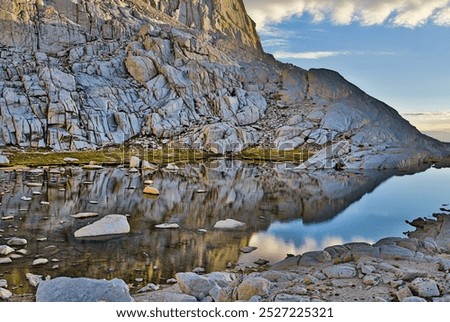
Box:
[0,162,448,294]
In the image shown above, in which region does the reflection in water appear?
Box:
[0,161,438,294]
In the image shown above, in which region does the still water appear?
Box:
[0,161,449,294]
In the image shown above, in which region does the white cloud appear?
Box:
[402,111,450,131]
[244,0,450,29]
[273,50,350,59]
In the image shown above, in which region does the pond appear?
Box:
[0,161,449,295]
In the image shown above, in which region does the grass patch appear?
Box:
[3,147,311,167]
[238,147,313,163]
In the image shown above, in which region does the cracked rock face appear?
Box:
[0,0,448,169]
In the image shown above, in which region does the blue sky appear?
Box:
[243,0,450,139]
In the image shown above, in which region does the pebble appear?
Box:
[32,258,49,266]
[0,279,7,288]
[26,273,43,287]
[7,238,27,246]
[40,201,50,205]
[9,254,23,259]
[0,258,12,265]
[143,180,154,185]
[70,212,99,219]
[20,196,32,201]
[0,245,15,256]
[88,200,98,204]
[135,278,144,283]
[155,223,180,229]
[0,287,12,300]
[137,283,160,293]
[52,265,60,270]
[63,157,79,163]
[1,216,14,221]
[213,219,246,229]
[166,278,177,284]
[37,238,47,242]
[16,249,27,255]
[197,229,208,233]
[197,189,207,193]
[32,191,42,195]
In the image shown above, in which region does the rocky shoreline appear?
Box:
[3,213,450,302]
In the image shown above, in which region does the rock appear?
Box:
[274,294,310,302]
[0,280,6,288]
[36,277,133,302]
[155,223,180,229]
[1,216,14,221]
[0,245,15,256]
[137,283,159,293]
[254,259,269,266]
[25,182,43,187]
[166,163,179,171]
[175,272,217,300]
[214,219,245,229]
[134,290,197,302]
[0,257,12,265]
[7,238,27,246]
[129,168,139,173]
[299,251,332,266]
[144,180,154,185]
[143,187,160,195]
[0,287,12,300]
[362,275,380,286]
[0,155,10,165]
[142,162,158,171]
[74,215,130,238]
[82,164,103,170]
[193,267,205,274]
[20,196,32,201]
[197,189,207,193]
[125,56,158,83]
[33,258,49,266]
[129,156,141,168]
[240,246,257,253]
[409,278,440,298]
[70,212,99,219]
[26,273,43,287]
[63,157,79,163]
[402,296,427,302]
[237,277,270,301]
[395,285,413,302]
[323,264,357,278]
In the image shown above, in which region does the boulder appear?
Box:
[213,219,245,229]
[175,272,217,300]
[322,264,357,278]
[74,215,130,238]
[36,277,133,302]
[237,277,270,301]
[409,278,440,298]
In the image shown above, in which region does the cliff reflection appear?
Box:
[0,162,407,294]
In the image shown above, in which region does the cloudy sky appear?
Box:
[243,0,450,140]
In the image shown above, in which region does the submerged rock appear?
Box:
[32,258,49,266]
[7,238,27,246]
[74,215,130,238]
[36,277,133,302]
[0,287,12,300]
[26,273,43,287]
[0,245,15,256]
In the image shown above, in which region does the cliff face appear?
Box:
[0,0,448,169]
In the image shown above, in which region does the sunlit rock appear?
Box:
[143,186,160,195]
[74,215,130,238]
[214,219,245,229]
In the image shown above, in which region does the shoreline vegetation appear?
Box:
[0,147,313,168]
[1,147,450,169]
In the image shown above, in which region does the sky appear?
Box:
[243,0,450,140]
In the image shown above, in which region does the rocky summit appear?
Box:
[0,0,448,168]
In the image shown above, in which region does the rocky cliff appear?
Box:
[0,0,448,169]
